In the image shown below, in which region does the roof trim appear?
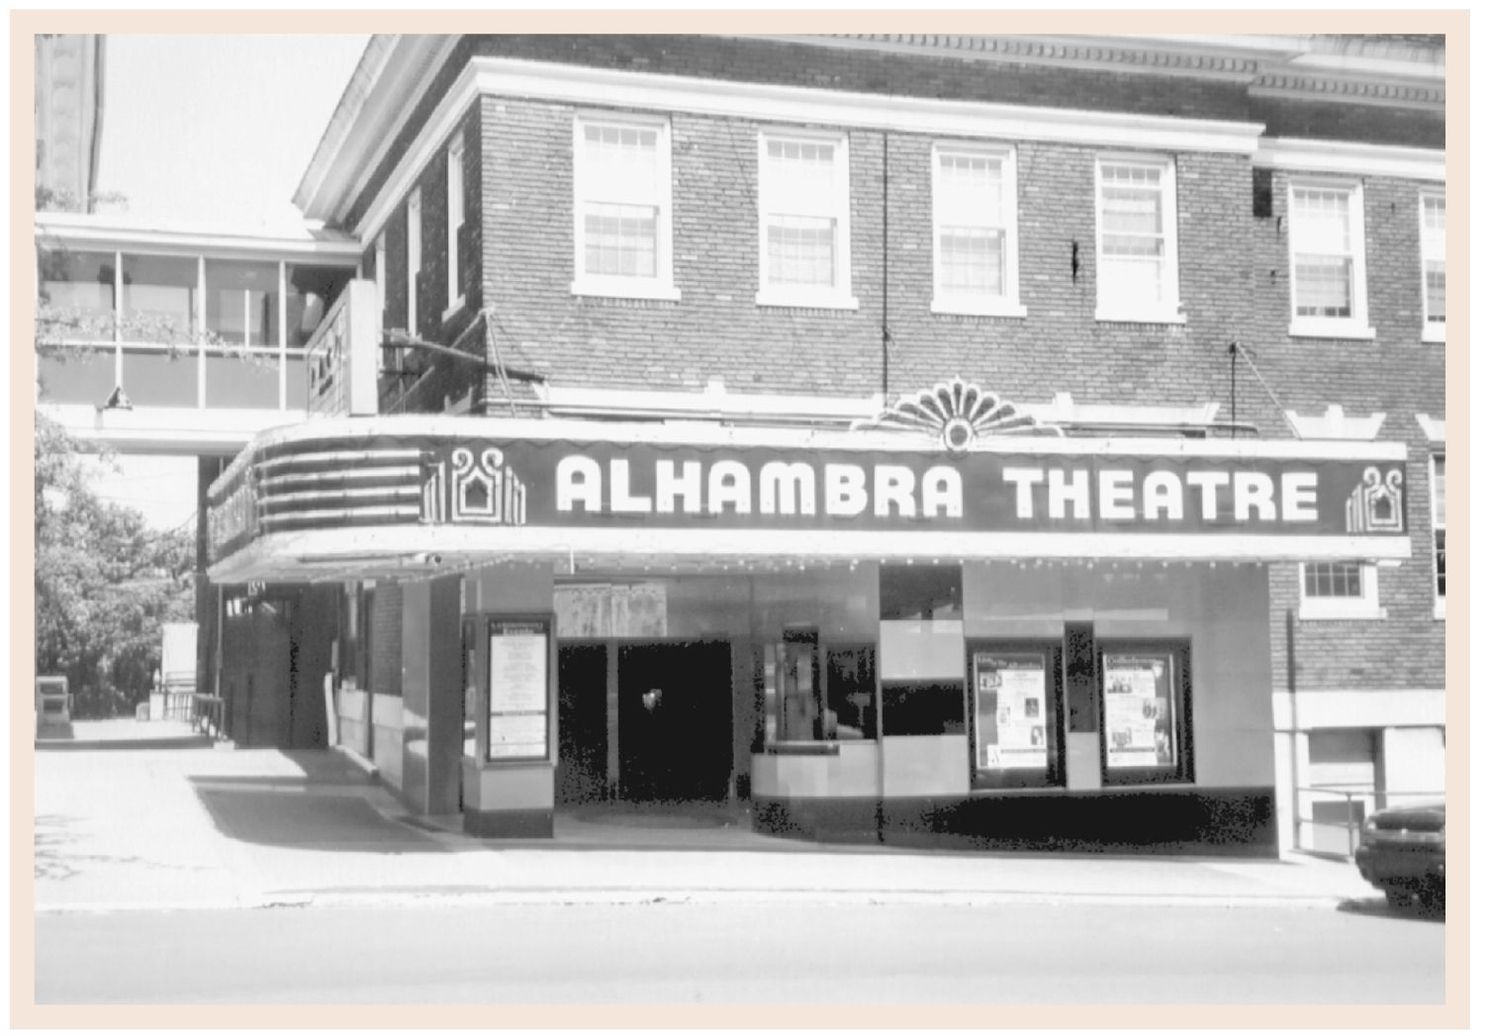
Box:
[294,35,458,225]
[34,212,363,260]
[1254,136,1444,182]
[345,54,1266,241]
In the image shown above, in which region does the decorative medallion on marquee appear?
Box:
[857,377,1063,453]
[1344,466,1404,534]
[420,446,530,525]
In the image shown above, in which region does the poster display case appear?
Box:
[968,641,1063,789]
[1099,641,1191,785]
[485,617,551,762]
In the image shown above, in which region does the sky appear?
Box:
[95,34,370,227]
[79,34,369,529]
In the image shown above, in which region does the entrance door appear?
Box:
[617,641,733,803]
[557,643,609,806]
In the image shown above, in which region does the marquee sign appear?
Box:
[207,426,1408,565]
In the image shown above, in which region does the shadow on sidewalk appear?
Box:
[187,749,450,854]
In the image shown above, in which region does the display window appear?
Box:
[967,641,1064,789]
[764,629,879,744]
[1098,640,1192,785]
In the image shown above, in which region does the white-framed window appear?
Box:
[445,135,466,317]
[1298,562,1381,620]
[1431,452,1446,619]
[931,143,1024,317]
[406,191,421,336]
[373,232,386,323]
[571,113,678,301]
[1288,179,1374,339]
[1420,191,1446,343]
[1093,155,1182,324]
[757,129,857,310]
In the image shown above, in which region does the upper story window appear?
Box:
[756,130,856,310]
[120,255,198,344]
[1421,191,1446,342]
[1299,561,1381,621]
[1288,180,1373,340]
[37,249,116,341]
[1094,155,1182,324]
[446,135,466,316]
[205,259,278,348]
[572,114,678,301]
[931,144,1024,318]
[406,191,421,335]
[373,232,387,326]
[286,264,353,349]
[1432,452,1446,619]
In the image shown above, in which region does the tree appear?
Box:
[33,412,195,718]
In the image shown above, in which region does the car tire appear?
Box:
[1385,887,1416,909]
[1420,879,1445,912]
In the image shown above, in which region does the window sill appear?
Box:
[1289,320,1377,341]
[1094,308,1186,326]
[764,741,841,756]
[931,297,1027,319]
[570,279,682,303]
[441,297,467,323]
[1434,597,1445,620]
[1298,600,1385,621]
[755,289,860,311]
[1422,325,1446,344]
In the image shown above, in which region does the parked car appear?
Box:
[1354,800,1445,910]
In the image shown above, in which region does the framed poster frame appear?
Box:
[1097,639,1193,787]
[966,639,1065,790]
[483,614,553,764]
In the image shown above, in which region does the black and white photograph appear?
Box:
[20,11,1463,1024]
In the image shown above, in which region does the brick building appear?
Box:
[204,34,1447,854]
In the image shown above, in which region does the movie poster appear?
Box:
[974,652,1048,770]
[1103,653,1175,769]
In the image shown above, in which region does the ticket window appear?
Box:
[772,627,821,743]
[968,640,1065,789]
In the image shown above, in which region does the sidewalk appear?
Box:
[31,740,1381,914]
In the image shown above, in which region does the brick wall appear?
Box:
[1245,167,1446,693]
[348,37,1446,700]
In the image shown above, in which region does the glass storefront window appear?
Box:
[1099,641,1191,785]
[37,249,116,341]
[121,254,197,344]
[206,259,279,346]
[287,264,355,348]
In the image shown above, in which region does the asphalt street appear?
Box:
[35,898,1445,1006]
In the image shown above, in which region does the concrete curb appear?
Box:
[35,885,1369,915]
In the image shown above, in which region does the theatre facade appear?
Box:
[199,33,1446,855]
[206,374,1410,851]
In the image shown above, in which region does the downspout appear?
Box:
[881,131,890,400]
[1285,606,1300,852]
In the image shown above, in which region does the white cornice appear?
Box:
[347,54,1266,242]
[1415,414,1446,444]
[1253,136,1444,183]
[295,35,458,224]
[34,214,363,261]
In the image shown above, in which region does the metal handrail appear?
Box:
[1293,784,1445,859]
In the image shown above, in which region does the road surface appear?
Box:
[35,898,1444,1005]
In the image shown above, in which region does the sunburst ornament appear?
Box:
[858,377,1063,453]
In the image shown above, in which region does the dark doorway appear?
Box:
[618,641,733,803]
[557,643,610,806]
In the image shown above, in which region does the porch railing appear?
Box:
[1293,784,1445,859]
